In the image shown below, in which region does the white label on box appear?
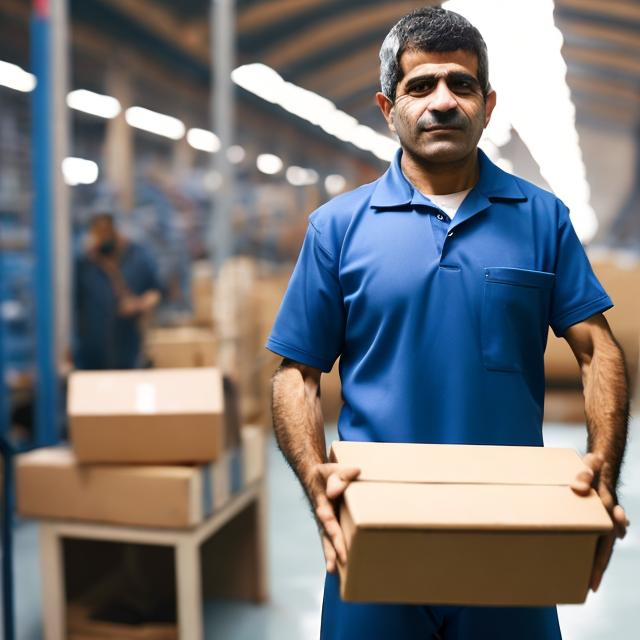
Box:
[135,383,157,414]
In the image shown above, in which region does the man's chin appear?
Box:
[413,144,470,164]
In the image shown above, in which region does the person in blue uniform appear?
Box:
[73,212,161,370]
[268,7,629,639]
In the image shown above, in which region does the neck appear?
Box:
[400,149,479,196]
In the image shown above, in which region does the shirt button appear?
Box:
[437,213,445,221]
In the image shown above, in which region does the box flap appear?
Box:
[343,482,613,532]
[331,441,586,486]
[68,368,223,416]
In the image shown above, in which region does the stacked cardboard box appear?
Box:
[16,368,265,528]
[191,261,215,327]
[544,254,640,422]
[145,327,218,369]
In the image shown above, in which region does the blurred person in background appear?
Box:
[269,6,629,640]
[73,212,161,370]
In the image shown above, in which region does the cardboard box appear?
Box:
[68,368,224,464]
[191,261,215,327]
[240,425,266,486]
[16,447,232,528]
[330,441,612,606]
[145,327,217,369]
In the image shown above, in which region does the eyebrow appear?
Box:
[404,71,480,88]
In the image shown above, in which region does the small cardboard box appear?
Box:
[68,368,224,464]
[16,447,232,528]
[145,327,217,369]
[330,441,613,606]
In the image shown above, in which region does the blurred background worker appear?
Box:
[73,212,161,370]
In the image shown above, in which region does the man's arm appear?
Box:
[563,313,629,591]
[272,359,359,573]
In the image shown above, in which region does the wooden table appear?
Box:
[39,481,268,640]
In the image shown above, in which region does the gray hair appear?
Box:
[379,7,490,102]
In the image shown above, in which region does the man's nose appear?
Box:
[428,79,457,112]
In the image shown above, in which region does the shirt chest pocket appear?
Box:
[481,267,555,373]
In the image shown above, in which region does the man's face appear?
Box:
[377,49,496,164]
[91,217,116,244]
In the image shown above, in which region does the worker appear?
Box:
[268,7,629,640]
[73,212,161,370]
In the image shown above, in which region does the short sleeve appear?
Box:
[266,222,345,372]
[549,205,612,337]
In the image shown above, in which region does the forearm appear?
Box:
[582,336,629,491]
[140,289,161,312]
[271,360,327,492]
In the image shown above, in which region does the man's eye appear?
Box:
[450,80,473,93]
[408,81,433,94]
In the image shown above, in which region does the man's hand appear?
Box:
[118,295,144,317]
[306,463,360,573]
[570,452,629,592]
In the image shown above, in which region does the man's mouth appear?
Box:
[423,125,461,132]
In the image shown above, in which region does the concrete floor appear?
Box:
[4,418,640,639]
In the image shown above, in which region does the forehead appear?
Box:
[399,49,479,81]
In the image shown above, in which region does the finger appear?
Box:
[590,534,615,592]
[612,505,628,538]
[321,535,337,573]
[570,479,593,496]
[315,496,347,563]
[323,516,348,564]
[317,464,360,481]
[326,468,361,500]
[314,494,337,526]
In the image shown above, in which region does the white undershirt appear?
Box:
[423,189,472,221]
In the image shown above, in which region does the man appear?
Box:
[268,7,629,639]
[74,212,161,370]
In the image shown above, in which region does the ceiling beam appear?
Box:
[263,1,435,70]
[568,74,640,106]
[556,0,640,23]
[558,18,640,52]
[301,43,381,95]
[563,43,640,77]
[238,0,332,32]
[98,0,210,65]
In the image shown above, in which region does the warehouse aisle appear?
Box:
[6,420,639,640]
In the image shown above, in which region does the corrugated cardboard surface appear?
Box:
[16,448,202,528]
[16,446,239,528]
[331,441,613,606]
[68,368,224,464]
[145,327,217,368]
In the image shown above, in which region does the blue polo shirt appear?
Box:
[267,149,612,447]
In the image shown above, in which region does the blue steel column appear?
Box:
[31,0,59,446]
[1,274,16,640]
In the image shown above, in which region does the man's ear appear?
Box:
[375,92,396,134]
[484,89,497,127]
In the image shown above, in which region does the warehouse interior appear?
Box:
[0,0,639,638]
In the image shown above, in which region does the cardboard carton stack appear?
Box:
[544,254,640,422]
[16,367,266,637]
[17,368,265,528]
